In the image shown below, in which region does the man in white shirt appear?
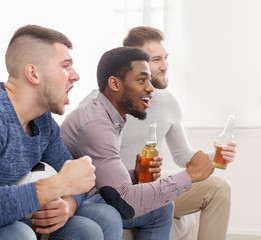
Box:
[120,26,236,240]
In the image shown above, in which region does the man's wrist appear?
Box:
[35,174,63,208]
[185,169,196,183]
[62,195,77,218]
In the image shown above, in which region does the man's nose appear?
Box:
[70,68,80,82]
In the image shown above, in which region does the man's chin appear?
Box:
[132,111,147,120]
[51,106,65,116]
[151,78,168,89]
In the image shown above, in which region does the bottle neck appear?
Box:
[223,114,235,133]
[146,123,157,145]
[224,121,234,133]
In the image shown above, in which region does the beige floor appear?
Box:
[227,234,261,240]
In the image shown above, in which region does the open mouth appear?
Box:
[142,96,151,108]
[67,86,73,94]
[65,86,74,104]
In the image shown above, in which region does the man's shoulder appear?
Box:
[0,95,14,124]
[0,107,7,136]
[0,88,10,112]
[62,97,108,130]
[152,88,180,107]
[79,89,99,106]
[154,88,178,99]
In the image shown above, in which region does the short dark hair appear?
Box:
[123,26,164,47]
[97,47,149,92]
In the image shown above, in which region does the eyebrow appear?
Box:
[138,71,150,77]
[61,58,73,65]
[137,71,152,79]
[151,53,169,59]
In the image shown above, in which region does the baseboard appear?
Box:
[228,227,261,236]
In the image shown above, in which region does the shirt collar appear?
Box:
[97,91,126,131]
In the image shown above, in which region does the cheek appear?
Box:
[58,71,69,85]
[149,66,158,76]
[62,70,70,79]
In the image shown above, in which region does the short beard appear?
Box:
[120,94,147,120]
[42,79,64,115]
[151,75,168,89]
[131,110,147,120]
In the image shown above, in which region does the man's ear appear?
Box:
[24,63,40,85]
[108,76,121,92]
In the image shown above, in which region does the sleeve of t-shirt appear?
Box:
[164,92,215,165]
[165,93,197,167]
[74,118,192,219]
[0,183,40,226]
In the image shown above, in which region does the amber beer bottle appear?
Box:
[139,122,158,183]
[213,113,236,169]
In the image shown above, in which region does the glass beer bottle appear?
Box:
[213,113,235,169]
[138,122,158,183]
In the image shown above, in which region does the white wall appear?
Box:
[166,0,261,128]
[162,1,261,235]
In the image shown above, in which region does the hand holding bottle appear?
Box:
[213,141,237,163]
[139,123,159,184]
[148,156,162,181]
[134,154,163,183]
[213,113,236,169]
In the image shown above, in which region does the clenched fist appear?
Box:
[185,151,214,183]
[35,156,96,208]
[58,156,96,196]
